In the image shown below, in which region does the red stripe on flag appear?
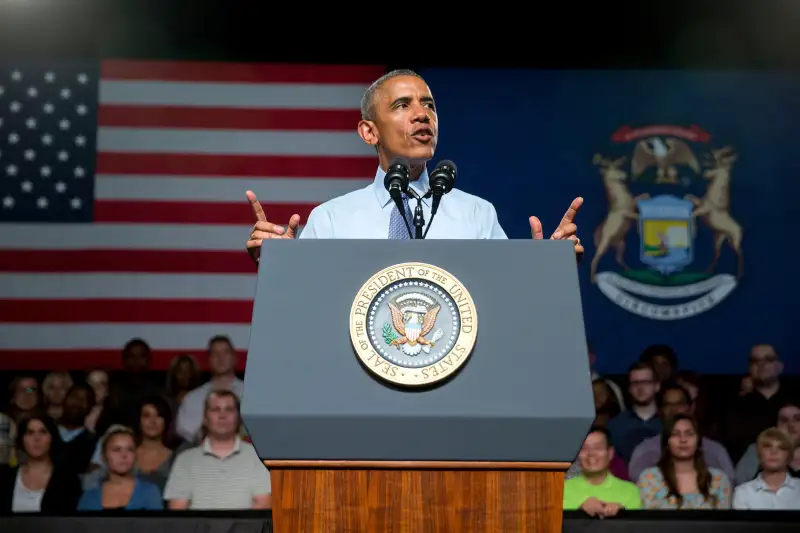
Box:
[0,300,253,324]
[96,152,376,177]
[93,200,314,225]
[0,251,255,274]
[0,349,249,371]
[98,105,361,131]
[101,60,387,84]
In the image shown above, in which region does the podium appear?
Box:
[242,239,594,533]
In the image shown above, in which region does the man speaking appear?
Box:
[244,69,584,260]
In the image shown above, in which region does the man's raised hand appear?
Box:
[529,197,584,261]
[246,190,300,264]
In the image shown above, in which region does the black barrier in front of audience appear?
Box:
[1,511,799,533]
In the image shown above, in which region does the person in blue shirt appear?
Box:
[244,69,584,259]
[77,425,162,511]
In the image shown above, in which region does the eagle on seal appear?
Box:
[388,296,441,357]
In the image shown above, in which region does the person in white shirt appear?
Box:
[175,335,244,443]
[244,69,584,259]
[732,427,800,510]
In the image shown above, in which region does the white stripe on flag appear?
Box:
[94,176,371,203]
[0,224,296,250]
[96,128,374,156]
[99,80,368,109]
[0,323,252,350]
[0,273,257,300]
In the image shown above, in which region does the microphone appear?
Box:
[384,158,411,198]
[429,159,457,216]
[383,158,414,239]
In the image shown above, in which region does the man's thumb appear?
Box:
[286,214,301,238]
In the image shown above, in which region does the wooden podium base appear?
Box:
[266,460,569,533]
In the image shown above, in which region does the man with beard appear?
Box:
[244,70,584,258]
[54,384,98,474]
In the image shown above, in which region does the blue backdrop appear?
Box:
[420,69,800,374]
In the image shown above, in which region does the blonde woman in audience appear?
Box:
[77,425,163,511]
[637,414,731,509]
[42,372,73,422]
[0,414,81,514]
[733,428,800,509]
[84,369,110,434]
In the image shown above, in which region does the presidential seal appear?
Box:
[349,262,477,387]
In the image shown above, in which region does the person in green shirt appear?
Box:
[564,426,642,517]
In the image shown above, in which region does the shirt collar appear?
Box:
[373,166,431,208]
[202,436,242,458]
[755,472,796,491]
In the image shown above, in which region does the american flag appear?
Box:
[0,60,385,371]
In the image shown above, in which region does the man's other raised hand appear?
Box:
[246,190,300,264]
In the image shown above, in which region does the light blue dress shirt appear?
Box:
[299,166,508,239]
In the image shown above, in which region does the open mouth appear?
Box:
[411,129,434,142]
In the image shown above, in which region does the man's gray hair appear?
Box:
[360,69,424,121]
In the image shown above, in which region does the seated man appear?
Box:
[563,426,642,517]
[733,428,800,510]
[164,390,271,510]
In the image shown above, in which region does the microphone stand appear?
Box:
[406,188,430,240]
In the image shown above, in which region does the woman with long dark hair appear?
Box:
[0,413,81,514]
[637,414,731,509]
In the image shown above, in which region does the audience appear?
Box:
[637,414,732,509]
[732,428,800,510]
[165,390,271,510]
[563,427,641,516]
[78,426,163,511]
[0,334,796,518]
[0,414,81,514]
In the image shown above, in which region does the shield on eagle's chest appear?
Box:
[406,320,421,342]
[636,194,695,275]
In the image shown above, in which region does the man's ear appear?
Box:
[358,119,379,147]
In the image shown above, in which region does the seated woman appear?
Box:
[637,413,731,509]
[84,396,175,493]
[77,425,163,511]
[0,413,81,514]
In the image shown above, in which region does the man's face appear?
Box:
[649,354,673,382]
[628,368,658,405]
[748,344,781,385]
[123,344,150,373]
[63,387,90,421]
[204,394,239,438]
[661,388,692,419]
[578,431,612,474]
[361,75,438,167]
[208,340,236,376]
